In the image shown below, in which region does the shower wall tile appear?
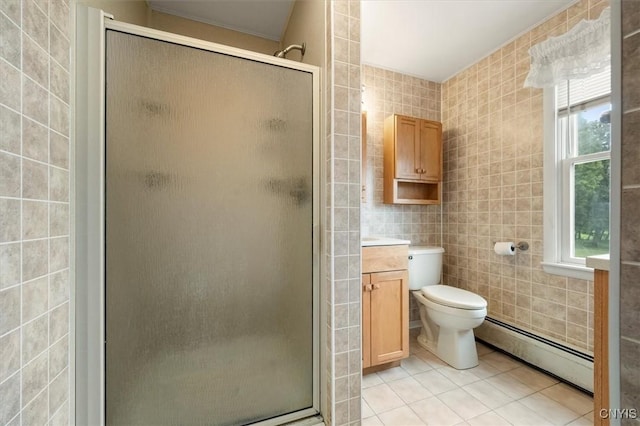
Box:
[440,1,606,353]
[23,0,48,50]
[0,1,71,424]
[0,373,21,425]
[327,1,361,424]
[622,32,640,111]
[0,243,21,289]
[23,34,49,89]
[22,276,48,322]
[0,329,20,383]
[621,0,640,414]
[0,152,21,197]
[0,198,21,242]
[0,0,20,25]
[0,105,21,154]
[50,132,69,169]
[22,350,48,407]
[1,12,21,68]
[22,387,49,426]
[23,117,49,163]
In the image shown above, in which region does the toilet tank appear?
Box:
[408,246,445,290]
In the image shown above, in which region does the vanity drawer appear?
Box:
[362,245,409,273]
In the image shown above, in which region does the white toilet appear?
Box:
[408,246,487,369]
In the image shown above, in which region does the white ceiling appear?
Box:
[148,0,576,82]
[361,0,575,82]
[147,0,295,41]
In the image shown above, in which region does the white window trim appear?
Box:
[542,86,595,281]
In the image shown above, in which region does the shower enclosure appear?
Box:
[76,8,320,426]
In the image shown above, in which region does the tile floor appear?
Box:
[362,331,594,426]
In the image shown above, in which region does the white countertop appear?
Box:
[585,254,610,271]
[361,236,411,247]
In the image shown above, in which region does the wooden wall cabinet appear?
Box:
[362,245,409,372]
[383,114,442,205]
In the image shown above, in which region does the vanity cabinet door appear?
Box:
[369,270,409,366]
[362,274,372,369]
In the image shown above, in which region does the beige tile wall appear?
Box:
[361,65,442,244]
[0,0,71,424]
[441,0,610,354]
[361,65,442,323]
[328,1,361,424]
[619,0,640,416]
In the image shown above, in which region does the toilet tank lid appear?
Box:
[409,246,445,255]
[421,285,487,310]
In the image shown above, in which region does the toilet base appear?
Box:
[436,328,479,369]
[416,327,479,370]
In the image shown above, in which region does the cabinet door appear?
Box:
[362,274,372,369]
[395,116,422,180]
[370,270,409,365]
[419,120,442,181]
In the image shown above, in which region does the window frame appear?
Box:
[542,85,611,281]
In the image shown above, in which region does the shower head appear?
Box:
[274,42,306,59]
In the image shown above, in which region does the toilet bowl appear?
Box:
[408,246,487,369]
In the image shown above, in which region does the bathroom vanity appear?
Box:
[361,238,410,373]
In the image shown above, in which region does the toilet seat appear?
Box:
[421,285,487,310]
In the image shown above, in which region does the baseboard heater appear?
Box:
[475,317,594,394]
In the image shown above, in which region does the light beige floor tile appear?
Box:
[413,369,458,395]
[463,380,514,409]
[506,365,558,391]
[486,372,537,399]
[476,342,495,357]
[437,388,491,420]
[362,399,375,419]
[410,396,464,426]
[401,355,433,375]
[467,359,503,379]
[378,405,427,426]
[480,351,522,372]
[377,366,410,383]
[363,372,383,389]
[387,376,433,404]
[362,383,406,414]
[495,401,554,426]
[519,392,582,425]
[540,383,593,415]
[567,415,593,426]
[363,415,384,426]
[467,411,512,426]
[414,348,449,369]
[438,366,483,386]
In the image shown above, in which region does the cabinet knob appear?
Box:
[415,168,420,173]
[373,284,380,290]
[364,284,373,292]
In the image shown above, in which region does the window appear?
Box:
[543,66,611,279]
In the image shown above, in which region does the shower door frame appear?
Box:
[75,6,322,426]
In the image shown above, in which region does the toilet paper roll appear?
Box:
[494,242,516,255]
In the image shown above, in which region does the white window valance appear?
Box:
[524,7,610,88]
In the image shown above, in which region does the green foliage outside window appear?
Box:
[573,114,610,258]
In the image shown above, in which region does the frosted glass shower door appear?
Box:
[105,30,316,425]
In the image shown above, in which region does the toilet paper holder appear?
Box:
[492,241,529,251]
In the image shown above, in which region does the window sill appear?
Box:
[541,262,595,281]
